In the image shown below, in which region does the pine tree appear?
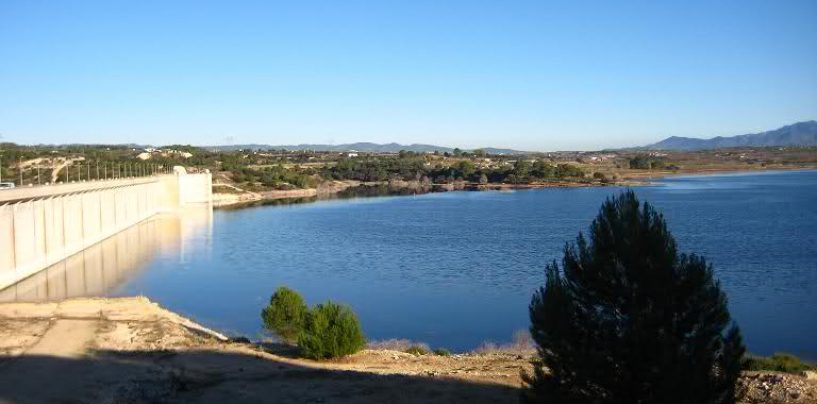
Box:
[524,191,744,404]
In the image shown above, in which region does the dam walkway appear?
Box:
[0,169,211,290]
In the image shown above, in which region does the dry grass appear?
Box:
[474,330,535,355]
[367,339,431,352]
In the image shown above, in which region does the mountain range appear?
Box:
[203,121,816,154]
[646,121,817,150]
[208,142,524,154]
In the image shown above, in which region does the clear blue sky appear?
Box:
[1,1,815,151]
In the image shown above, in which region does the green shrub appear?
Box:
[298,301,366,359]
[743,353,814,373]
[261,286,308,344]
[405,345,430,356]
[433,348,452,356]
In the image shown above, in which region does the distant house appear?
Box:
[347,152,359,157]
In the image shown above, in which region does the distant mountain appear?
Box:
[646,121,817,150]
[208,142,525,154]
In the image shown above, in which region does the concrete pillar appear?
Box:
[0,204,16,287]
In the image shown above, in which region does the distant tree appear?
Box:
[512,159,532,181]
[455,160,476,179]
[261,286,308,344]
[531,160,555,179]
[629,155,666,170]
[554,163,584,178]
[524,191,745,404]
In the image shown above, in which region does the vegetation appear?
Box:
[260,286,367,359]
[525,191,745,404]
[405,345,431,356]
[743,353,815,374]
[323,155,585,184]
[629,154,668,170]
[261,286,308,344]
[298,301,367,360]
[230,166,317,189]
[433,348,452,356]
[3,142,814,191]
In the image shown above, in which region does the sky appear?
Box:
[1,1,815,151]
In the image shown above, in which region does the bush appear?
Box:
[261,286,308,344]
[405,345,430,355]
[743,353,814,373]
[298,301,366,359]
[433,348,452,356]
[524,191,745,404]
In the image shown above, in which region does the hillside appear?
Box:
[647,121,817,150]
[208,142,524,154]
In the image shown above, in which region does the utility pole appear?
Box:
[0,144,3,183]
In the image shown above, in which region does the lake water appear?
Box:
[3,170,816,358]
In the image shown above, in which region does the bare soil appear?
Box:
[0,297,526,403]
[0,297,813,403]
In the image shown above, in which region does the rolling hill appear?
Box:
[208,142,525,154]
[646,121,817,150]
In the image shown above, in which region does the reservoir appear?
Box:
[2,170,815,358]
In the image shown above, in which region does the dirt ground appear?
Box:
[0,297,527,403]
[0,297,813,403]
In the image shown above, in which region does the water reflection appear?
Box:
[0,206,212,302]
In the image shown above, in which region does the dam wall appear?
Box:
[0,170,211,290]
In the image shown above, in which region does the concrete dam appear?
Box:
[0,168,212,290]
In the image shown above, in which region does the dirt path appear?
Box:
[26,319,98,357]
[49,157,84,182]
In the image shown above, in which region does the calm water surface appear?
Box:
[5,170,816,358]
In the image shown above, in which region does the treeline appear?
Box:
[323,156,585,184]
[230,166,317,189]
[628,155,678,170]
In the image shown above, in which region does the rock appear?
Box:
[802,370,817,380]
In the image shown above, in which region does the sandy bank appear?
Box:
[0,297,813,403]
[0,297,527,403]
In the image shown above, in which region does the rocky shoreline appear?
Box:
[212,166,817,209]
[211,178,627,209]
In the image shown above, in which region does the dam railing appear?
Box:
[0,170,211,290]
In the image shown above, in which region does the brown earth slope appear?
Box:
[0,297,813,403]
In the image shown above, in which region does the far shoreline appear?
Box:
[213,165,817,210]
